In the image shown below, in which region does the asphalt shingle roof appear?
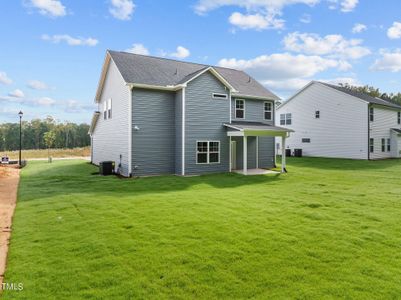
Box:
[224,121,293,132]
[108,50,280,101]
[320,82,401,109]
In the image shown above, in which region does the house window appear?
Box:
[302,138,311,143]
[280,113,292,125]
[382,138,386,152]
[264,102,272,120]
[369,107,374,122]
[387,138,391,152]
[370,138,374,153]
[398,112,401,124]
[286,113,292,125]
[235,99,245,119]
[212,93,228,99]
[196,141,220,164]
[107,98,112,119]
[103,101,107,120]
[315,110,320,119]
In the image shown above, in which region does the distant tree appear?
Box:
[338,83,401,105]
[43,131,56,160]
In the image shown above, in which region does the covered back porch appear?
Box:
[224,122,293,175]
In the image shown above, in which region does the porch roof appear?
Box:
[391,128,401,134]
[224,121,293,137]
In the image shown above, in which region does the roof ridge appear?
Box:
[108,49,247,72]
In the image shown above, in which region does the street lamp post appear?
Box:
[18,111,23,166]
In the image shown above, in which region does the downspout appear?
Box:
[182,87,186,176]
[128,85,133,176]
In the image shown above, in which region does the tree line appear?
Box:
[339,83,401,105]
[0,116,90,151]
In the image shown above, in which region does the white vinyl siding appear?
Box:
[277,82,369,159]
[92,60,130,176]
[370,106,401,159]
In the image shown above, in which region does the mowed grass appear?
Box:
[2,158,401,299]
[0,146,90,160]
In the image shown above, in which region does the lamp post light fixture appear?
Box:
[18,110,23,166]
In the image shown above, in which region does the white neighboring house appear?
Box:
[276,81,401,160]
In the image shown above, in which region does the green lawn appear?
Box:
[2,158,401,299]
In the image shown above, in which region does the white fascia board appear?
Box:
[95,53,111,103]
[182,66,238,92]
[232,93,279,101]
[88,111,100,135]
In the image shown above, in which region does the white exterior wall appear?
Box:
[92,60,130,176]
[370,106,401,159]
[276,82,369,159]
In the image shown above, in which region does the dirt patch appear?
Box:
[0,165,20,286]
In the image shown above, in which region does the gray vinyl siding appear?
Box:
[184,71,230,175]
[231,136,275,170]
[132,89,175,176]
[92,60,130,176]
[258,137,275,168]
[175,89,183,175]
[232,98,274,124]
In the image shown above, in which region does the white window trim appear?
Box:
[369,138,374,153]
[196,140,220,164]
[107,98,112,119]
[387,138,391,152]
[263,101,272,121]
[369,107,374,122]
[212,93,228,100]
[235,99,245,119]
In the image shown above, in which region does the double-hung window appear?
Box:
[382,138,386,152]
[315,110,320,119]
[280,113,292,125]
[369,107,374,122]
[387,138,391,152]
[264,102,272,120]
[398,112,401,124]
[103,101,107,120]
[235,99,245,119]
[370,138,374,153]
[196,141,220,164]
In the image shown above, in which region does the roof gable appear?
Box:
[279,81,401,110]
[99,50,280,102]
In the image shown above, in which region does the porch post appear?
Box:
[229,136,232,172]
[243,135,247,175]
[281,135,287,173]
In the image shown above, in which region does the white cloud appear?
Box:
[283,32,371,59]
[320,77,361,86]
[170,46,190,59]
[371,49,401,72]
[41,34,98,46]
[352,23,367,33]
[300,14,311,24]
[0,71,12,85]
[126,43,149,55]
[327,0,358,12]
[109,0,135,20]
[63,99,95,113]
[340,0,358,12]
[34,97,56,106]
[229,12,284,30]
[194,0,318,30]
[8,89,25,98]
[387,22,401,39]
[27,80,50,90]
[28,0,66,17]
[218,53,348,80]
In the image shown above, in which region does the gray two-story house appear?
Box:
[89,50,292,177]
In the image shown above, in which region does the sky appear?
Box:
[0,0,400,124]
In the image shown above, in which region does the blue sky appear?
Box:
[0,0,400,124]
